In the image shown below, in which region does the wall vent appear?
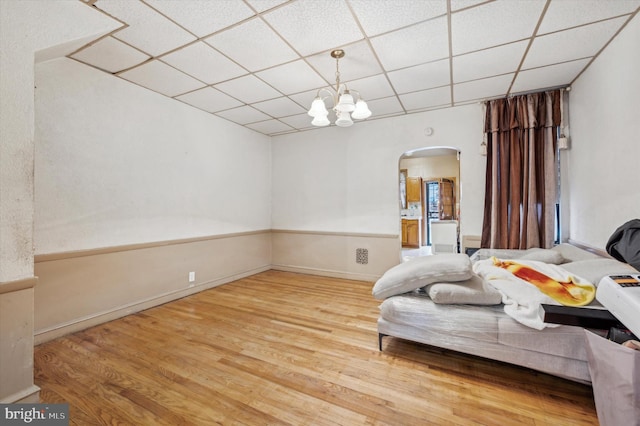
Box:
[356,248,369,264]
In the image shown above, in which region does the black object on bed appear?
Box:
[540,304,621,329]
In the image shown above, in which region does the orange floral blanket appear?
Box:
[492,258,595,307]
[473,257,595,329]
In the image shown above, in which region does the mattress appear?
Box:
[377,317,592,383]
[379,293,502,344]
[497,317,588,361]
[379,293,594,370]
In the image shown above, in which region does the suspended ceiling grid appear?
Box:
[71,0,640,136]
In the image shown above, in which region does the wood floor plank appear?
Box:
[64,332,285,425]
[35,271,598,425]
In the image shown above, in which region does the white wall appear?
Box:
[35,58,271,254]
[271,104,485,238]
[1,0,118,280]
[0,0,120,403]
[401,154,460,182]
[567,14,640,248]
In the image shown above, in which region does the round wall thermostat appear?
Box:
[425,127,434,136]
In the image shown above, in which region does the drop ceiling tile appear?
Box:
[161,42,247,84]
[145,0,255,37]
[119,60,205,97]
[399,86,451,111]
[263,0,364,56]
[453,73,514,103]
[388,59,450,94]
[71,36,150,73]
[452,40,527,83]
[306,41,382,83]
[366,96,404,117]
[451,0,545,55]
[371,16,449,70]
[245,0,289,13]
[511,58,591,93]
[256,60,327,95]
[450,0,490,12]
[280,113,315,130]
[95,0,196,56]
[523,17,627,69]
[176,87,243,113]
[350,0,446,37]
[204,18,298,71]
[216,105,271,124]
[214,74,282,103]
[289,89,323,111]
[345,74,395,101]
[252,97,306,117]
[246,119,294,135]
[538,0,640,35]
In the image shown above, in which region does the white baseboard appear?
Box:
[271,264,378,282]
[1,385,40,404]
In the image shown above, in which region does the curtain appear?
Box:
[480,90,561,249]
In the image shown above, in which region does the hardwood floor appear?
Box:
[35,270,598,425]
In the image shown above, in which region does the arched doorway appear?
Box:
[399,147,460,261]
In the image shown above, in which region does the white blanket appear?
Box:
[473,258,595,330]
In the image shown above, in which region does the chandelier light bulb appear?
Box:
[336,92,355,112]
[311,114,330,127]
[308,97,328,117]
[335,111,353,127]
[351,100,371,120]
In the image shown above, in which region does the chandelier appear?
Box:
[307,49,372,127]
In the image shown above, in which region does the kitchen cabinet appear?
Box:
[439,179,455,220]
[406,177,422,203]
[401,218,421,248]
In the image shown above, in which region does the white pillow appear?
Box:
[372,254,472,300]
[425,274,502,305]
[520,248,565,264]
[560,258,638,285]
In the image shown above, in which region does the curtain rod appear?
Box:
[478,85,570,104]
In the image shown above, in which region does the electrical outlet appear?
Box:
[188,271,195,283]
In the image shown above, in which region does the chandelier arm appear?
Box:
[314,87,338,109]
[316,87,335,99]
[348,89,362,100]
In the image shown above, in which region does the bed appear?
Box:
[373,244,639,383]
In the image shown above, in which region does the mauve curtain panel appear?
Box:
[481,90,561,249]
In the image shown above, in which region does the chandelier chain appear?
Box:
[335,56,341,95]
